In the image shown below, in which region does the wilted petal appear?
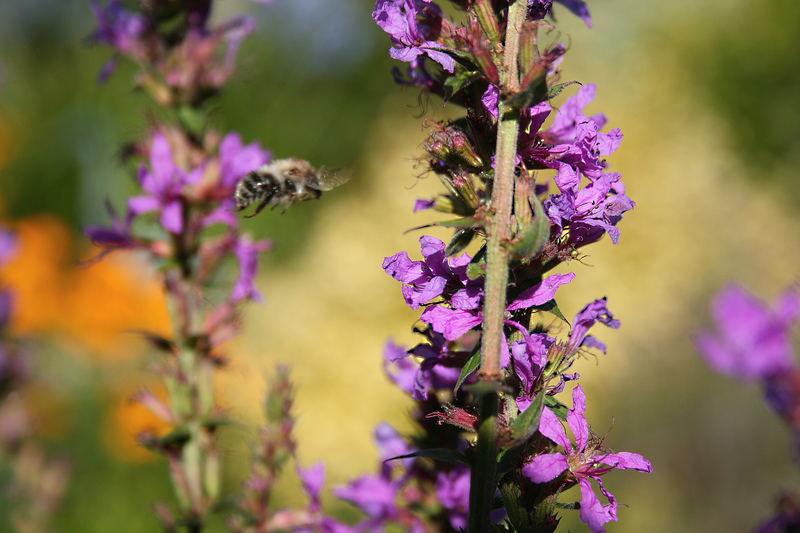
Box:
[578,478,617,533]
[522,453,569,483]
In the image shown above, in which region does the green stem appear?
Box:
[469,2,527,532]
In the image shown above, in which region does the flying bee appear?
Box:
[234,158,348,217]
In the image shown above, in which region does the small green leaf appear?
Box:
[438,217,481,228]
[385,448,468,465]
[511,193,549,260]
[467,261,486,280]
[454,350,481,393]
[535,299,569,324]
[548,80,581,101]
[544,395,569,421]
[509,391,545,445]
[555,501,580,510]
[507,74,548,110]
[444,69,482,99]
[446,229,476,256]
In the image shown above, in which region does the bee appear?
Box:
[234,158,348,217]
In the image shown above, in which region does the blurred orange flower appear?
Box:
[0,215,171,361]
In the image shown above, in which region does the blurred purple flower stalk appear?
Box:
[697,284,800,531]
[87,1,274,530]
[0,228,69,533]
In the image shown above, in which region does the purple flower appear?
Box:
[89,0,147,56]
[335,475,398,519]
[85,201,137,253]
[383,334,461,400]
[128,133,204,234]
[0,228,17,267]
[529,0,592,27]
[435,467,470,530]
[569,297,620,352]
[298,463,326,512]
[696,284,800,381]
[231,235,272,302]
[372,0,455,73]
[523,386,652,533]
[382,236,475,310]
[545,169,634,245]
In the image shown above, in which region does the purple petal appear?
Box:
[149,133,177,189]
[538,406,571,450]
[127,195,161,216]
[594,452,653,473]
[414,198,435,212]
[555,0,592,27]
[160,200,184,234]
[522,453,569,483]
[0,228,17,266]
[420,305,482,341]
[421,45,455,73]
[382,252,426,284]
[578,478,617,533]
[482,85,499,119]
[298,462,325,511]
[507,273,576,310]
[567,385,589,451]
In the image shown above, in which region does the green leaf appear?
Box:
[511,193,549,260]
[509,390,545,445]
[444,69,482,99]
[384,448,468,465]
[446,229,475,256]
[535,299,569,324]
[544,395,569,421]
[454,350,481,393]
[548,80,581,101]
[507,74,548,110]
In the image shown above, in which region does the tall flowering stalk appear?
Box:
[86,2,272,530]
[367,0,651,530]
[0,227,69,533]
[697,284,800,531]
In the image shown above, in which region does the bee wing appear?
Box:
[311,167,351,191]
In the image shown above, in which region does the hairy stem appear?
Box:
[469,2,527,532]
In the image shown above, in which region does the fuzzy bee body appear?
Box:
[234,158,345,217]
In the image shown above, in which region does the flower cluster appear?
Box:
[367,0,651,531]
[697,284,800,530]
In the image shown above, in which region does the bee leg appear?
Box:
[244,198,270,218]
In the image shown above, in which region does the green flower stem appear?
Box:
[469,2,527,531]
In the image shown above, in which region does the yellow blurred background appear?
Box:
[0,0,798,531]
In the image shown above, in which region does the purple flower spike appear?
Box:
[697,284,800,381]
[523,386,652,533]
[373,0,455,73]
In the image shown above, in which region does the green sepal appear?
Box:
[444,69,482,100]
[385,448,468,465]
[555,501,580,510]
[507,74,548,111]
[467,245,487,280]
[548,80,581,101]
[510,193,549,260]
[544,395,569,421]
[500,482,534,532]
[535,299,569,324]
[407,217,481,234]
[454,349,481,393]
[446,229,476,256]
[508,390,545,445]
